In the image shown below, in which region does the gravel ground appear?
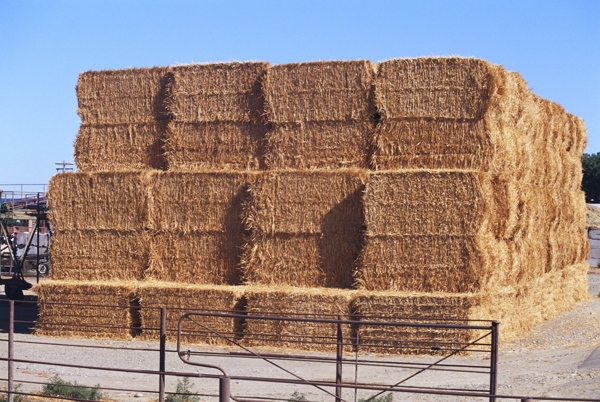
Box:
[1,269,599,402]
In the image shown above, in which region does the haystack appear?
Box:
[262,61,375,169]
[35,280,136,339]
[372,58,587,191]
[165,62,269,170]
[75,122,168,171]
[48,172,149,231]
[242,170,366,288]
[136,282,244,345]
[242,286,354,352]
[50,229,148,281]
[146,171,255,284]
[147,231,245,285]
[351,291,478,355]
[75,67,171,171]
[356,170,590,294]
[164,121,266,171]
[77,67,171,125]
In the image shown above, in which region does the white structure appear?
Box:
[589,228,600,267]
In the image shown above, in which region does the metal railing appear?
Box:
[0,298,598,402]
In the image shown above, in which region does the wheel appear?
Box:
[37,263,49,275]
[4,284,24,301]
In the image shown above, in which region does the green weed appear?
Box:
[166,377,200,402]
[42,375,104,401]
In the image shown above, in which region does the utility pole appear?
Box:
[55,161,74,173]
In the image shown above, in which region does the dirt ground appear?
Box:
[1,269,599,402]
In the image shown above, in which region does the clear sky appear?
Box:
[1,0,598,186]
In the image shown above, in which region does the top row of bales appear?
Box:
[74,58,585,191]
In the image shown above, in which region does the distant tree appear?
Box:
[582,153,600,202]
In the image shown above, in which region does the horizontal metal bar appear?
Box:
[181,311,495,330]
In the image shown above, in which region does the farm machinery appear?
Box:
[0,189,49,300]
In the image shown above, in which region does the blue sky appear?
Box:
[1,0,598,186]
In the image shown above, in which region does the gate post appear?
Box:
[336,315,343,402]
[8,300,14,402]
[159,307,167,402]
[489,321,499,402]
[220,376,231,402]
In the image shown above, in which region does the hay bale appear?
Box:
[243,171,365,288]
[350,291,477,355]
[242,286,353,352]
[48,172,149,231]
[263,60,374,123]
[371,58,586,191]
[264,121,371,170]
[136,282,244,345]
[164,121,266,171]
[148,171,254,233]
[74,122,167,171]
[77,67,171,125]
[147,231,245,285]
[356,235,480,293]
[245,170,366,235]
[375,57,493,120]
[370,119,491,171]
[363,171,484,236]
[34,280,136,339]
[50,230,149,281]
[167,62,269,123]
[241,232,361,288]
[587,204,600,230]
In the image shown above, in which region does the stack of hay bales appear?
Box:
[164,63,269,170]
[262,61,374,169]
[38,57,589,353]
[354,58,589,347]
[74,68,171,171]
[240,62,374,348]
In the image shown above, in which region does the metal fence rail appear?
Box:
[0,298,598,402]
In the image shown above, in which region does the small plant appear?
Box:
[359,393,394,402]
[0,384,26,402]
[288,391,307,402]
[42,375,104,401]
[166,377,200,402]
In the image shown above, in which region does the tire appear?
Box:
[38,263,49,275]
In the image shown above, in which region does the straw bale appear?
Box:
[77,67,171,125]
[34,280,136,339]
[148,171,255,233]
[363,171,484,236]
[372,58,586,191]
[264,121,372,170]
[587,205,600,230]
[74,122,167,171]
[167,62,269,123]
[164,121,266,171]
[370,119,491,170]
[263,61,374,123]
[356,235,480,293]
[245,170,366,235]
[48,172,149,231]
[147,231,245,285]
[50,230,149,281]
[136,282,244,345]
[350,291,477,355]
[242,286,354,352]
[375,58,493,120]
[241,232,361,288]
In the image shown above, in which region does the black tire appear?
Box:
[5,285,24,301]
[37,263,49,275]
